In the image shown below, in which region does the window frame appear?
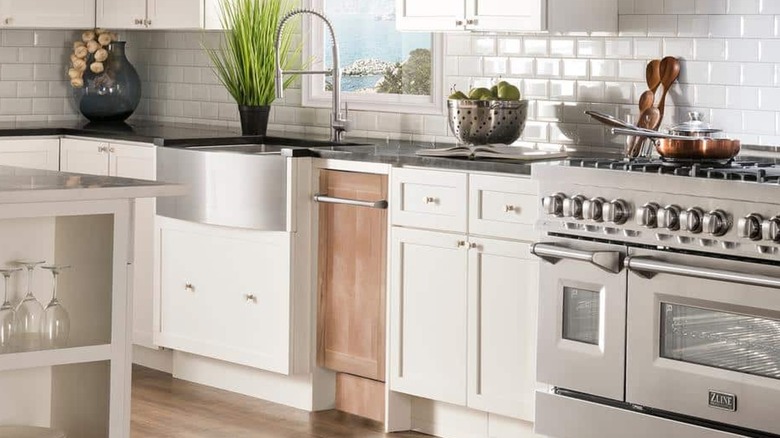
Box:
[301,0,445,115]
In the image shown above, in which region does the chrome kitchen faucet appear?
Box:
[274,9,350,142]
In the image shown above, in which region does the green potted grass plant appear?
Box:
[205,0,299,135]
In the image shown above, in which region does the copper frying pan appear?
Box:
[612,128,741,160]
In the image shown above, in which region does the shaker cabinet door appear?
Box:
[467,237,538,421]
[0,138,60,171]
[109,142,155,180]
[389,227,468,406]
[466,0,545,31]
[147,0,204,29]
[1,0,95,28]
[60,138,110,176]
[96,0,147,29]
[395,0,465,31]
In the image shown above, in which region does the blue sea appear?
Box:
[323,14,431,91]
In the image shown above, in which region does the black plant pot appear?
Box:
[238,105,271,136]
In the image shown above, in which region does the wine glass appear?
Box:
[14,260,45,351]
[40,265,71,349]
[0,267,21,353]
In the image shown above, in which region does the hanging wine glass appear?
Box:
[40,265,71,349]
[14,260,45,351]
[0,267,21,353]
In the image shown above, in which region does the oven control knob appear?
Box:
[680,207,704,234]
[603,199,630,225]
[562,195,586,219]
[658,205,682,231]
[703,210,731,237]
[583,197,606,222]
[636,202,660,228]
[737,214,763,241]
[762,216,780,242]
[542,193,566,217]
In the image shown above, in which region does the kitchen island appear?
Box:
[0,165,183,438]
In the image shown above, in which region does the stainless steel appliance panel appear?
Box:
[534,238,628,401]
[626,248,780,434]
[156,147,288,230]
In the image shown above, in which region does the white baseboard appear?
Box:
[411,398,539,438]
[132,345,173,374]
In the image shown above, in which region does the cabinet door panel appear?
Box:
[3,0,95,28]
[389,227,468,406]
[466,0,545,31]
[96,0,146,29]
[109,143,155,180]
[0,138,59,171]
[158,225,292,374]
[396,0,465,31]
[60,138,109,176]
[468,237,538,420]
[148,0,203,29]
[318,170,387,381]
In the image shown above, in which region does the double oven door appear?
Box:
[626,248,780,435]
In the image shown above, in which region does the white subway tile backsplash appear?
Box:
[743,109,776,134]
[447,34,471,56]
[523,79,549,98]
[535,58,561,77]
[605,39,632,58]
[590,60,618,79]
[562,59,588,78]
[458,56,483,76]
[695,39,727,61]
[635,2,663,14]
[695,84,728,107]
[707,62,739,85]
[760,40,780,62]
[696,0,727,14]
[741,15,774,38]
[550,80,576,100]
[550,39,576,57]
[726,39,760,62]
[618,15,648,36]
[728,0,759,14]
[634,38,663,59]
[618,0,635,14]
[726,86,760,109]
[618,59,645,79]
[678,15,711,37]
[577,81,605,102]
[484,57,508,75]
[709,16,742,38]
[577,39,605,58]
[741,63,774,86]
[665,0,695,14]
[1,64,32,81]
[497,38,522,55]
[509,57,535,76]
[759,0,780,14]
[604,82,633,103]
[663,39,694,60]
[536,100,562,121]
[759,87,780,110]
[523,39,549,56]
[473,37,496,55]
[648,15,677,36]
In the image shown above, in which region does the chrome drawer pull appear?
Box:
[184,283,194,292]
[531,242,622,273]
[626,256,780,289]
[424,196,437,204]
[244,293,257,304]
[313,194,388,209]
[505,205,517,212]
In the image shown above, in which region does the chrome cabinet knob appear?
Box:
[762,216,780,242]
[680,207,704,233]
[603,199,630,225]
[562,194,586,219]
[703,209,730,236]
[455,19,464,26]
[737,213,763,241]
[244,293,257,303]
[582,197,605,222]
[184,283,194,291]
[658,205,681,231]
[636,202,660,228]
[542,193,566,217]
[423,196,437,204]
[134,18,143,25]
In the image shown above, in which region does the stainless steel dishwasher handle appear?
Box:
[626,256,780,289]
[313,194,388,209]
[531,242,622,273]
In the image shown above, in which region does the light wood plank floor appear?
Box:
[131,365,429,438]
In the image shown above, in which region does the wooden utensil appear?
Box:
[638,90,655,113]
[646,59,661,93]
[656,56,681,128]
[629,107,661,158]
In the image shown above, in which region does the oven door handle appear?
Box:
[531,243,623,273]
[626,256,780,289]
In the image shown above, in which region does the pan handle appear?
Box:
[611,127,691,140]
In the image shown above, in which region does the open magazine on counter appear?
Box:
[415,144,567,161]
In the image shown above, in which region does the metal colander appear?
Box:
[447,99,529,145]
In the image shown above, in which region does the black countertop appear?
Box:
[0,120,584,175]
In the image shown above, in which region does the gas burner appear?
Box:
[566,157,780,183]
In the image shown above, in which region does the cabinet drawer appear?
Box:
[391,167,468,233]
[157,226,292,374]
[469,174,538,241]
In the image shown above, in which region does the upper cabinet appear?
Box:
[396,0,616,33]
[97,0,204,29]
[0,0,95,28]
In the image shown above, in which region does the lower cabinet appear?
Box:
[389,168,539,422]
[156,220,294,375]
[0,137,60,171]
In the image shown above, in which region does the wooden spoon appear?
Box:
[630,107,661,158]
[646,59,661,93]
[638,89,655,112]
[656,56,681,128]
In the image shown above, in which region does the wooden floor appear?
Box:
[131,365,428,438]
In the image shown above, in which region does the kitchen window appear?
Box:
[302,0,444,114]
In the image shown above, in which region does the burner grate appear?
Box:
[566,158,780,183]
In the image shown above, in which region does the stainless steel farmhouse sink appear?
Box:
[156,137,369,231]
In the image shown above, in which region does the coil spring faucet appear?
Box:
[275,9,350,142]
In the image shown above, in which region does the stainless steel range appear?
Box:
[531,158,780,438]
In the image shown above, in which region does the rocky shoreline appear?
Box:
[342,58,395,76]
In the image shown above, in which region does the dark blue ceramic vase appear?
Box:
[73,41,141,122]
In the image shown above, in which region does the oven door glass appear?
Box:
[627,248,780,435]
[534,239,627,401]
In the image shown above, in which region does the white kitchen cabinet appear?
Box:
[0,137,60,171]
[0,0,95,28]
[389,168,540,422]
[157,220,293,374]
[467,237,538,421]
[389,227,469,406]
[396,0,616,32]
[97,0,203,29]
[60,137,158,350]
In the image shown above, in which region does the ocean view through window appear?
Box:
[303,0,444,114]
